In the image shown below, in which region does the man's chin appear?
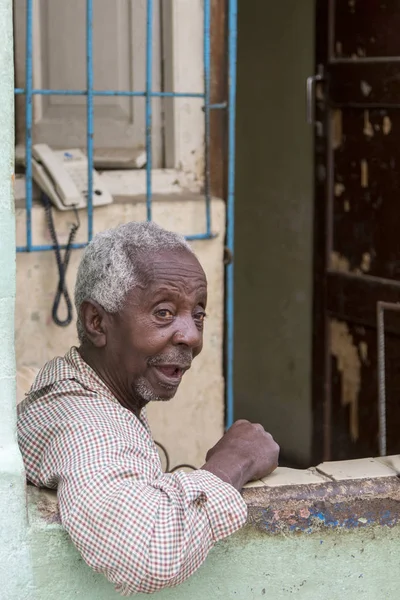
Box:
[133,378,181,404]
[151,386,180,402]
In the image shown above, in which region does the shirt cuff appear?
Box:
[184,469,248,541]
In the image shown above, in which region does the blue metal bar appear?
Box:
[145,0,153,221]
[225,0,238,430]
[16,230,215,253]
[185,232,215,241]
[17,243,89,253]
[25,0,34,251]
[208,102,228,110]
[15,89,205,98]
[86,0,94,241]
[203,0,212,236]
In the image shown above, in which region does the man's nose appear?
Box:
[172,317,202,349]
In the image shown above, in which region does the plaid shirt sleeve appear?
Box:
[17,351,247,596]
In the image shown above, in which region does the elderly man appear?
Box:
[18,221,279,596]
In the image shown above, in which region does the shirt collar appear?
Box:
[30,347,117,403]
[28,347,149,426]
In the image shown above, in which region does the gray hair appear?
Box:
[74,221,193,343]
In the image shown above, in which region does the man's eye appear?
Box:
[156,309,174,319]
[195,312,207,323]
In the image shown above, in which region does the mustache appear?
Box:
[148,349,193,368]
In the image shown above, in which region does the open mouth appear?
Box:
[155,365,184,379]
[152,364,188,388]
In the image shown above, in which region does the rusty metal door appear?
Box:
[312,0,400,462]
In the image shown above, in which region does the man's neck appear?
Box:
[78,344,146,418]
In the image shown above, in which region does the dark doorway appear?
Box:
[313,0,400,463]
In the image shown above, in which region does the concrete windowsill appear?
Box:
[28,456,400,534]
[14,169,204,209]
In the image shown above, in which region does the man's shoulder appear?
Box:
[31,354,76,392]
[18,347,95,415]
[17,348,138,436]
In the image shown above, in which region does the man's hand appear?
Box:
[201,419,280,490]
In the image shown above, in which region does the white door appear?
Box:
[14,0,163,167]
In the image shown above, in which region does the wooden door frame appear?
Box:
[162,0,227,196]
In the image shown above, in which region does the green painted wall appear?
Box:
[234,0,315,466]
[0,1,35,598]
[20,502,400,599]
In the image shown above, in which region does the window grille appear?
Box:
[14,0,237,428]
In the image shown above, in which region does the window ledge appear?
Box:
[14,168,203,207]
[28,456,400,533]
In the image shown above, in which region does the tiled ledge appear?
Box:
[243,456,400,535]
[28,456,400,534]
[243,455,400,488]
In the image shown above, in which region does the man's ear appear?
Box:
[80,300,108,348]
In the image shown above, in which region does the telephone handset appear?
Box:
[32,143,113,211]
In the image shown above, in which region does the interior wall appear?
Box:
[15,197,225,471]
[234,0,315,466]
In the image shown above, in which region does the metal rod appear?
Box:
[86,0,94,242]
[145,0,153,221]
[17,243,89,253]
[377,302,387,457]
[16,231,215,253]
[14,89,205,98]
[208,102,228,110]
[306,74,322,125]
[375,301,400,456]
[203,0,212,235]
[225,0,238,430]
[25,0,34,251]
[185,232,215,242]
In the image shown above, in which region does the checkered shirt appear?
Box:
[17,347,247,596]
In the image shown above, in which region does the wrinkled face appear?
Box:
[105,248,207,407]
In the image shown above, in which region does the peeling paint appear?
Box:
[361,159,369,188]
[363,110,374,138]
[360,80,372,97]
[383,116,392,135]
[359,341,369,365]
[360,252,371,272]
[330,319,360,441]
[332,110,343,150]
[331,251,350,273]
[335,182,346,197]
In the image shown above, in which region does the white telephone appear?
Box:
[31,144,113,211]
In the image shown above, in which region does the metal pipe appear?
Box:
[225,0,238,429]
[16,230,215,253]
[203,0,212,236]
[25,0,34,250]
[86,0,94,242]
[145,0,154,221]
[15,89,205,98]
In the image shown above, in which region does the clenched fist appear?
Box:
[202,419,279,490]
